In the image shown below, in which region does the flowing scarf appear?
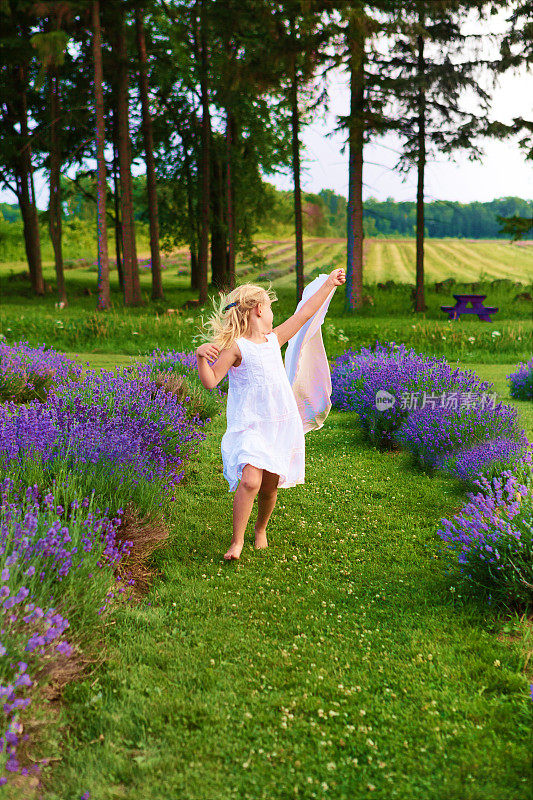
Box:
[284,274,336,434]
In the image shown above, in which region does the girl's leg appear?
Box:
[224,464,263,560]
[254,470,280,550]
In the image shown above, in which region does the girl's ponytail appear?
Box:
[196,282,277,351]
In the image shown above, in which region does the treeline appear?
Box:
[3,186,530,246]
[0,1,531,312]
[264,190,533,240]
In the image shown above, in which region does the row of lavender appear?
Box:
[331,344,533,610]
[0,342,209,784]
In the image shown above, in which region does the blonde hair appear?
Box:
[196,282,277,351]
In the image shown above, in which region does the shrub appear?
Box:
[395,395,526,471]
[144,347,227,421]
[436,465,533,610]
[507,358,533,401]
[0,477,132,781]
[0,366,208,518]
[437,438,532,488]
[0,342,82,403]
[330,342,493,448]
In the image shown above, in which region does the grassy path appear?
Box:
[39,408,530,800]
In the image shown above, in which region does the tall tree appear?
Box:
[91,0,111,309]
[386,1,492,311]
[135,5,163,300]
[112,8,142,306]
[197,0,210,305]
[489,0,533,241]
[0,1,44,295]
[345,4,366,312]
[330,1,396,311]
[31,3,72,305]
[262,0,328,302]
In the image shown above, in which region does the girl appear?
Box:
[196,267,345,560]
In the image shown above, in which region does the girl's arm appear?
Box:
[196,343,237,390]
[273,268,345,347]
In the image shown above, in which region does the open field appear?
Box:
[1,238,532,365]
[2,237,532,290]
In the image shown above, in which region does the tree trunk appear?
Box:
[345,7,364,311]
[135,8,163,301]
[115,18,142,306]
[48,63,67,304]
[198,0,210,305]
[112,114,124,293]
[225,108,235,290]
[183,141,198,289]
[92,0,110,309]
[18,65,44,295]
[290,17,304,304]
[211,149,227,289]
[415,12,426,313]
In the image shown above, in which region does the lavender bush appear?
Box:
[395,395,526,471]
[436,467,533,610]
[0,478,133,781]
[437,439,533,488]
[145,348,198,373]
[0,349,215,784]
[0,368,208,517]
[330,342,493,448]
[0,342,82,403]
[507,358,533,401]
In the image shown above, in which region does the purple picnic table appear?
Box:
[440,294,499,322]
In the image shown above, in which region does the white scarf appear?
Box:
[284,274,336,434]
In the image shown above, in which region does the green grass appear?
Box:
[1,238,532,364]
[23,403,531,800]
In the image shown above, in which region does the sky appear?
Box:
[2,6,531,210]
[264,60,533,204]
[265,4,533,204]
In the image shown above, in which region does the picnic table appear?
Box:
[440,294,499,322]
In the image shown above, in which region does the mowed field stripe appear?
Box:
[365,240,383,283]
[424,241,479,282]
[382,241,413,283]
[435,241,522,281]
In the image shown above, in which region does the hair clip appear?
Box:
[223,301,238,312]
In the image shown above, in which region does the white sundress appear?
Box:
[221,332,306,492]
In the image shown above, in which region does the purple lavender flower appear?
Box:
[437,439,532,485]
[331,342,493,448]
[436,468,533,609]
[507,358,533,401]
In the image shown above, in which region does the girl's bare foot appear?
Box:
[224,539,244,560]
[254,529,268,550]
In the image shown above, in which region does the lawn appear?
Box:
[1,250,531,797]
[20,391,531,800]
[1,238,532,363]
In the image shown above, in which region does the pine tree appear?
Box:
[490,0,533,240]
[387,0,492,311]
[135,4,164,300]
[0,0,45,295]
[91,0,111,309]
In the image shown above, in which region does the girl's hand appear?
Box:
[327,268,346,287]
[196,342,219,363]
